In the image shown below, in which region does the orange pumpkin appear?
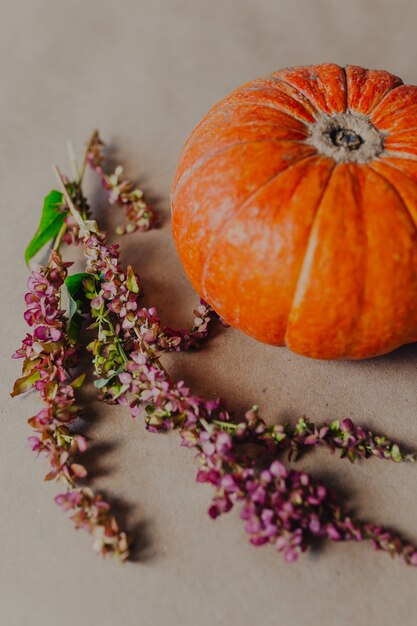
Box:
[171,64,417,359]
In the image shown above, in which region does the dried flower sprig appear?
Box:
[260,415,414,463]
[12,131,417,567]
[12,249,129,560]
[11,144,214,561]
[86,131,157,234]
[96,350,417,564]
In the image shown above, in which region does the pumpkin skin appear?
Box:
[171,64,417,359]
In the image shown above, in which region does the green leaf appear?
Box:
[295,417,307,434]
[94,366,125,389]
[347,449,357,463]
[273,431,287,443]
[65,273,92,300]
[70,373,86,389]
[68,291,77,320]
[127,265,139,293]
[11,370,41,397]
[330,420,340,432]
[67,315,83,344]
[65,273,94,342]
[25,191,65,265]
[391,444,402,463]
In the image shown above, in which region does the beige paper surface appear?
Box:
[2,1,417,624]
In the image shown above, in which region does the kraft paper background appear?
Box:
[2,1,417,625]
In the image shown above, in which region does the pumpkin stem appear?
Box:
[308,112,385,163]
[330,128,364,151]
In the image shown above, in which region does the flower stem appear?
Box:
[54,166,88,230]
[79,129,99,183]
[133,327,170,377]
[52,220,67,252]
[213,419,239,432]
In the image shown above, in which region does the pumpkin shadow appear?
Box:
[320,338,417,368]
[370,340,417,363]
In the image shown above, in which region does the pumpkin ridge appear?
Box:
[235,76,321,117]
[221,100,314,127]
[215,102,312,129]
[347,163,417,356]
[172,138,309,203]
[345,66,404,117]
[367,83,404,116]
[384,134,417,156]
[370,85,417,128]
[368,160,417,233]
[178,112,309,164]
[325,64,347,113]
[271,72,329,115]
[272,64,347,116]
[343,164,367,357]
[174,102,240,157]
[284,162,338,345]
[266,76,320,118]
[383,149,417,161]
[200,153,322,300]
[388,126,417,137]
[223,89,317,123]
[380,154,417,176]
[175,102,311,162]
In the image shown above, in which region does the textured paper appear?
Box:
[1,1,417,624]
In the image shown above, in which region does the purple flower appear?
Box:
[13,249,129,561]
